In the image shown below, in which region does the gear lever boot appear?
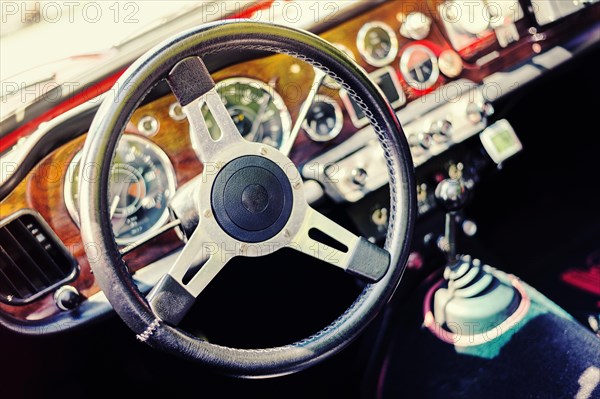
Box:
[431,179,521,336]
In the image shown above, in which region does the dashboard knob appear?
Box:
[466,101,494,124]
[430,120,452,143]
[438,49,463,78]
[400,12,432,40]
[407,133,420,148]
[54,285,81,311]
[418,131,434,149]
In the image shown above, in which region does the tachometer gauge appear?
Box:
[357,22,399,67]
[303,95,343,142]
[64,134,177,245]
[200,78,292,149]
[400,44,440,90]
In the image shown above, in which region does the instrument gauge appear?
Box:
[357,22,399,67]
[303,95,343,142]
[64,135,177,245]
[400,44,440,90]
[200,78,292,150]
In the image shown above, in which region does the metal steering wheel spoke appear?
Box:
[279,68,326,156]
[166,56,245,163]
[290,206,391,283]
[147,224,233,326]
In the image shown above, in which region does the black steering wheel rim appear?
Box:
[79,20,416,377]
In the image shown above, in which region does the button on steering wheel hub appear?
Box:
[211,155,294,243]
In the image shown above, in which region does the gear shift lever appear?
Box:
[429,179,520,336]
[435,179,469,266]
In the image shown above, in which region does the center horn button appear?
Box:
[211,156,294,243]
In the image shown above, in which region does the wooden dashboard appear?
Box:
[1,0,598,325]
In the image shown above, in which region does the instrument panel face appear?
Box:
[64,134,177,245]
[303,95,343,142]
[400,44,440,90]
[200,78,292,150]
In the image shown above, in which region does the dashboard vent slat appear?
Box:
[2,225,51,290]
[12,219,65,281]
[0,266,22,298]
[0,211,78,305]
[0,229,41,292]
[0,245,34,298]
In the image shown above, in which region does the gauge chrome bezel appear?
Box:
[356,21,399,68]
[193,77,292,153]
[371,66,407,109]
[400,44,440,91]
[302,95,344,142]
[64,134,177,245]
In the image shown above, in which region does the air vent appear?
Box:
[0,210,78,305]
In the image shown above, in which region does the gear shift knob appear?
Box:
[435,179,469,213]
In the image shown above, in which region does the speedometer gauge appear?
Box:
[64,134,177,245]
[200,78,292,149]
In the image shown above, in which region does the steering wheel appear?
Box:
[79,21,415,378]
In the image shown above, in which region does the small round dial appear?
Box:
[438,49,463,78]
[64,135,176,245]
[357,22,399,67]
[303,95,343,142]
[200,78,292,149]
[400,44,440,90]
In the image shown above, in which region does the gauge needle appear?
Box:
[109,195,120,219]
[109,174,130,219]
[280,68,326,156]
[414,66,425,82]
[246,91,271,143]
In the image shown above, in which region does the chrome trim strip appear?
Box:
[1,96,104,189]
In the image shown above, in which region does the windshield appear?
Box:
[1,2,206,82]
[0,0,360,141]
[0,1,264,138]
